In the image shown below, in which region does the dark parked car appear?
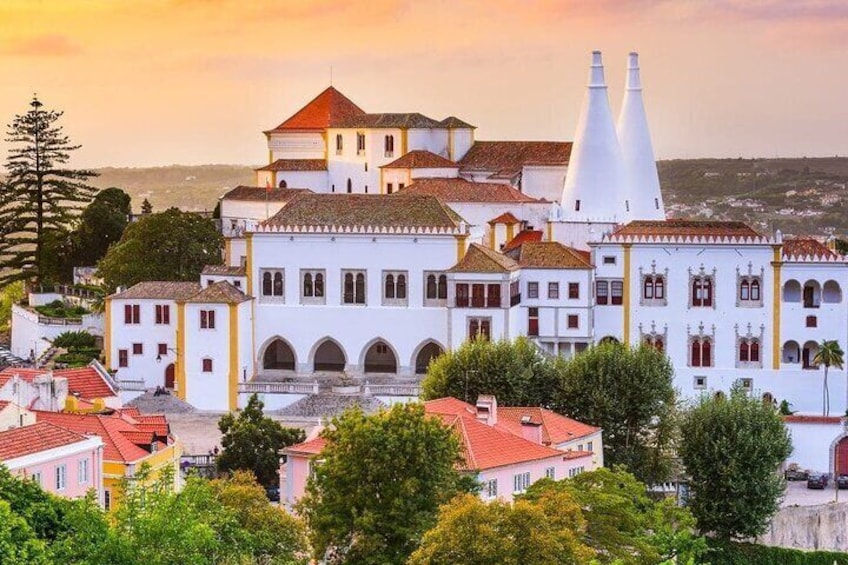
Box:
[785,467,809,481]
[807,473,829,489]
[836,475,848,490]
[265,486,280,502]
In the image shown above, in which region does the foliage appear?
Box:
[54,349,101,367]
[217,393,305,487]
[0,97,97,285]
[70,187,132,269]
[0,281,25,330]
[778,399,794,416]
[679,385,792,541]
[421,337,563,406]
[524,468,705,564]
[700,540,848,565]
[298,403,473,565]
[813,339,844,417]
[553,343,678,485]
[33,299,88,319]
[53,330,96,348]
[96,207,222,291]
[140,197,153,214]
[0,499,49,564]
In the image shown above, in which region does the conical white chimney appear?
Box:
[561,51,629,222]
[617,52,664,220]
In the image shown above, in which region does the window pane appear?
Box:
[385,274,395,299]
[426,274,436,299]
[355,273,365,303]
[438,275,447,299]
[397,274,406,299]
[315,273,324,297]
[303,273,313,297]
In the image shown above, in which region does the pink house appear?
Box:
[0,421,104,503]
[282,396,602,507]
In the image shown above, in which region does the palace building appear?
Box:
[103,51,848,474]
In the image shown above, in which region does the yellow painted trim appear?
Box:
[104,298,112,369]
[455,235,468,261]
[380,168,385,194]
[229,304,239,411]
[224,238,232,265]
[321,131,327,161]
[623,244,632,344]
[176,302,186,400]
[246,234,253,295]
[401,129,408,154]
[505,222,515,242]
[546,221,553,242]
[268,149,273,165]
[772,245,782,369]
[271,171,277,188]
[489,227,496,250]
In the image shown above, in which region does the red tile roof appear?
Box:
[221,186,312,202]
[439,116,475,129]
[381,150,458,170]
[448,243,520,273]
[497,407,600,446]
[285,436,327,456]
[424,397,477,417]
[783,415,844,424]
[187,281,251,305]
[782,238,839,260]
[611,220,763,239]
[458,141,572,179]
[0,400,9,411]
[507,241,593,270]
[133,414,171,437]
[502,230,543,252]
[0,366,116,401]
[401,178,540,203]
[267,86,366,133]
[201,265,247,277]
[34,411,162,463]
[489,212,521,225]
[0,421,92,462]
[109,281,202,301]
[255,159,327,172]
[335,112,442,129]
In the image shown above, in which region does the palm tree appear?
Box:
[813,340,844,417]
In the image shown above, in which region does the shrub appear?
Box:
[701,540,848,565]
[53,331,96,349]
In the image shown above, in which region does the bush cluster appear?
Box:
[701,540,848,564]
[53,331,100,367]
[34,300,88,319]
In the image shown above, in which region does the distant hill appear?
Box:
[89,157,848,238]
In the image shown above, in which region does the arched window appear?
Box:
[278,179,287,188]
[355,273,365,304]
[347,178,352,193]
[303,273,313,297]
[642,275,665,301]
[344,273,354,303]
[262,272,272,296]
[643,336,664,353]
[397,274,406,299]
[655,276,664,299]
[739,341,750,362]
[426,274,437,299]
[314,273,324,297]
[750,279,760,301]
[691,338,712,367]
[740,279,750,301]
[750,341,760,362]
[335,134,343,154]
[273,272,283,296]
[691,341,701,367]
[643,278,653,299]
[438,275,447,299]
[692,276,713,307]
[385,274,395,299]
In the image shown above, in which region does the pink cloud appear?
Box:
[1,34,81,57]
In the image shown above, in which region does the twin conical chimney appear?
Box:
[561,51,664,222]
[617,52,664,220]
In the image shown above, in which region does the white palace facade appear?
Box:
[102,52,848,473]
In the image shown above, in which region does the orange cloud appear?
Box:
[0,34,81,57]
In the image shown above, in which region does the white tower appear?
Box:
[560,51,629,222]
[617,52,665,220]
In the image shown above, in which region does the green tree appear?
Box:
[0,500,49,564]
[0,96,97,285]
[140,198,153,214]
[679,385,792,541]
[71,187,132,268]
[0,281,25,331]
[553,343,678,484]
[421,337,562,406]
[814,339,844,417]
[217,394,305,487]
[298,403,471,565]
[96,207,222,291]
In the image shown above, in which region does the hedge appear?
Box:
[53,331,97,349]
[701,540,848,564]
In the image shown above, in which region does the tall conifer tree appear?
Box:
[0,96,97,285]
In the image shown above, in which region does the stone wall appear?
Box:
[758,503,848,552]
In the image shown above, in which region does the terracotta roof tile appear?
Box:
[782,238,839,260]
[0,422,92,462]
[187,281,251,304]
[34,411,157,463]
[255,159,327,172]
[502,230,543,252]
[381,150,458,169]
[507,241,592,270]
[335,112,442,129]
[783,415,843,424]
[0,400,8,411]
[439,116,475,129]
[262,194,466,231]
[401,178,540,203]
[285,436,327,456]
[0,366,115,400]
[201,265,246,277]
[109,281,202,301]
[221,186,311,202]
[424,397,478,417]
[458,141,572,179]
[267,86,366,132]
[497,407,600,445]
[448,243,519,273]
[611,220,762,239]
[489,212,521,225]
[133,414,170,437]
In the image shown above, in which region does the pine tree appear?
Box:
[140,198,153,214]
[0,96,97,285]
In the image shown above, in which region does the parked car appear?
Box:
[784,466,809,481]
[806,473,829,489]
[265,486,280,502]
[836,475,848,490]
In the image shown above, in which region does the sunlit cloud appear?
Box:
[0,34,81,57]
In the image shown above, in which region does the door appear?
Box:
[165,363,175,389]
[836,437,848,475]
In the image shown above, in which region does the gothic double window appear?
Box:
[738,339,761,364]
[690,338,713,367]
[691,276,714,308]
[301,270,325,304]
[383,271,408,306]
[261,270,284,301]
[342,270,366,304]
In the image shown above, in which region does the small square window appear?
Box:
[739,378,753,391]
[548,282,559,299]
[568,283,579,299]
[118,350,128,368]
[694,376,707,390]
[158,343,168,356]
[202,358,213,373]
[567,315,579,329]
[132,343,143,355]
[528,282,539,299]
[603,256,616,265]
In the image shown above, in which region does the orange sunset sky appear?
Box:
[0,0,846,168]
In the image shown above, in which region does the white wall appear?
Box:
[450,129,474,161]
[11,305,103,360]
[108,299,178,388]
[184,302,231,410]
[408,128,449,157]
[785,421,845,472]
[523,165,568,203]
[268,132,325,160]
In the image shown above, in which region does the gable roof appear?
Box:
[201,265,246,277]
[335,112,442,129]
[448,243,519,273]
[401,178,540,203]
[262,194,466,231]
[221,186,311,203]
[255,159,327,172]
[0,422,92,462]
[0,365,116,400]
[381,150,458,170]
[439,116,475,129]
[458,141,572,179]
[266,86,366,133]
[610,220,763,239]
[507,241,592,270]
[497,407,600,445]
[284,436,327,457]
[109,281,202,301]
[502,229,543,252]
[782,238,839,260]
[187,281,251,304]
[489,212,521,225]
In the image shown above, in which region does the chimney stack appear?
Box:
[617,52,665,220]
[561,51,629,222]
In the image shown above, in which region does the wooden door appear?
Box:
[165,363,175,389]
[836,437,848,475]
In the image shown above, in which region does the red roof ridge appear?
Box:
[267,86,366,133]
[381,150,458,170]
[488,212,520,225]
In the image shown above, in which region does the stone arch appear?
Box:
[260,336,296,371]
[412,340,446,375]
[832,435,848,476]
[360,338,399,374]
[823,280,842,303]
[802,340,820,369]
[782,279,801,302]
[803,279,822,308]
[782,340,800,364]
[311,338,347,372]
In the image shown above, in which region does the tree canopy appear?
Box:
[96,207,222,291]
[0,96,97,285]
[298,403,473,565]
[71,187,132,268]
[679,385,792,541]
[217,394,305,488]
